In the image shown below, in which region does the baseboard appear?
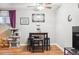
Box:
[20,43,64,52]
[20,44,27,46]
[51,43,64,52]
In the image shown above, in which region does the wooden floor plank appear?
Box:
[0,45,64,55]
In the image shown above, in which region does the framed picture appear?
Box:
[20,17,29,25]
[32,14,45,22]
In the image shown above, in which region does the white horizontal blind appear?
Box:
[0,11,10,24]
[0,11,9,17]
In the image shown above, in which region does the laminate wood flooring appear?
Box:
[0,45,64,55]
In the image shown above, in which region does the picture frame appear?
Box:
[32,14,45,22]
[20,17,29,25]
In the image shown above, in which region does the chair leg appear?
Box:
[42,41,44,52]
[48,39,50,50]
[44,38,50,51]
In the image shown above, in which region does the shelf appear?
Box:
[9,36,20,38]
[10,28,18,30]
[9,28,20,48]
[11,41,19,43]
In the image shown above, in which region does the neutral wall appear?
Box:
[16,9,56,45]
[56,3,79,48]
[16,3,79,47]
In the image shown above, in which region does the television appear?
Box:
[73,32,79,50]
[73,26,79,50]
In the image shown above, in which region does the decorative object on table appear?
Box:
[32,14,45,22]
[68,14,72,22]
[20,17,29,25]
[36,25,41,32]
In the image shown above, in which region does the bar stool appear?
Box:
[44,38,50,50]
[32,39,44,52]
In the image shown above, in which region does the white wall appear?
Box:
[16,3,79,47]
[16,9,56,45]
[56,3,79,48]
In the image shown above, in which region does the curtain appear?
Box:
[9,10,16,28]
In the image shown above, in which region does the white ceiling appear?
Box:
[0,3,61,11]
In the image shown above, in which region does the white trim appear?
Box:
[20,44,27,46]
[51,43,64,52]
[50,43,57,45]
[20,43,64,52]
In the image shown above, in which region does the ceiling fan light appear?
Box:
[37,6,45,10]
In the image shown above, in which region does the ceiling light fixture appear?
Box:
[37,6,45,10]
[27,3,53,11]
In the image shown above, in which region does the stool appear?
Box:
[32,39,44,52]
[44,38,50,50]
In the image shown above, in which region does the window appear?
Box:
[0,11,10,25]
[0,17,10,24]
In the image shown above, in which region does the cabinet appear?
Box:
[9,28,20,48]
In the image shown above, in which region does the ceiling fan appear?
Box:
[27,3,52,11]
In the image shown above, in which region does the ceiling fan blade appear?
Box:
[45,7,52,9]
